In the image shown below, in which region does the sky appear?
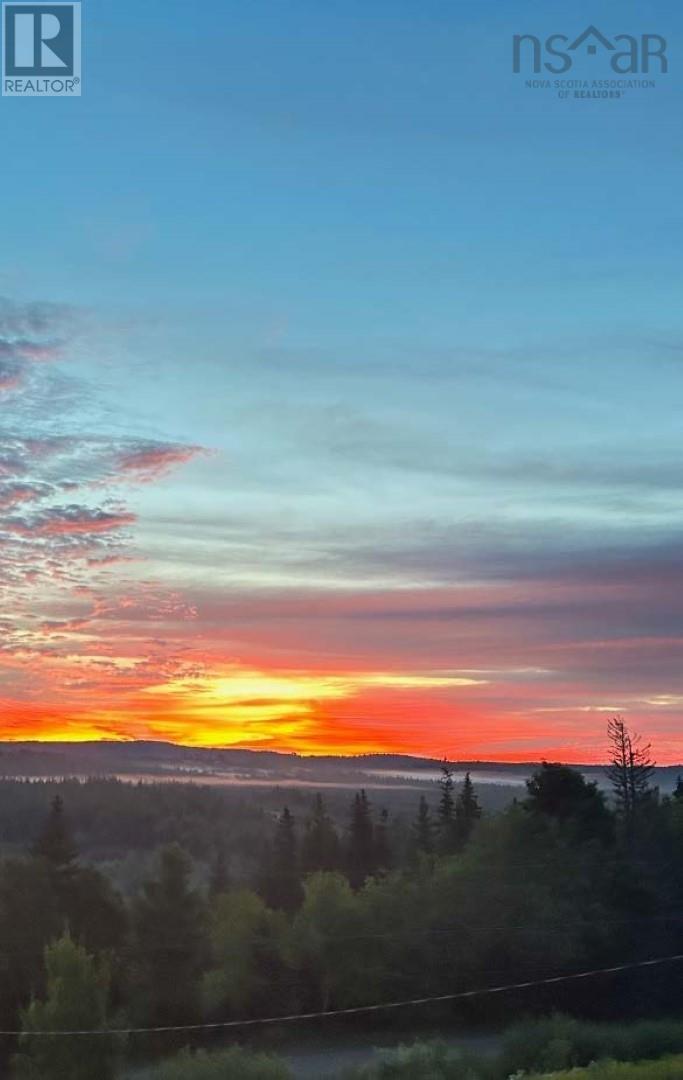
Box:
[1,0,683,762]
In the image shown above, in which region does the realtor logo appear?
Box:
[3,2,81,96]
[513,24,668,75]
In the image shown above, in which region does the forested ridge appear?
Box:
[2,719,683,1078]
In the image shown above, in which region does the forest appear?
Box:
[2,718,683,1079]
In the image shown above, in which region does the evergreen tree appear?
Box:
[58,864,128,955]
[132,844,206,1025]
[32,796,77,873]
[413,795,435,856]
[347,790,375,888]
[525,762,613,844]
[209,841,229,897]
[14,933,119,1080]
[0,857,61,1031]
[374,807,392,873]
[674,776,683,801]
[454,772,482,849]
[30,797,126,958]
[437,763,458,855]
[263,807,303,913]
[301,794,339,874]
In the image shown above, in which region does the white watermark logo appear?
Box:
[2,2,81,96]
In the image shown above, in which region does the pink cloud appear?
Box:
[86,554,139,567]
[5,505,137,537]
[0,481,54,510]
[0,358,23,392]
[115,442,204,481]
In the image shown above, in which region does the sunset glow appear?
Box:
[2,19,683,765]
[2,314,683,764]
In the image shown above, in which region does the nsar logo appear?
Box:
[3,2,81,97]
[513,24,667,75]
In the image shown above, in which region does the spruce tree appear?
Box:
[31,797,126,956]
[32,796,77,872]
[347,790,375,888]
[454,772,482,849]
[413,794,435,856]
[437,763,458,855]
[374,807,392,873]
[132,844,206,1025]
[301,794,339,873]
[524,762,613,844]
[263,807,303,913]
[209,841,229,897]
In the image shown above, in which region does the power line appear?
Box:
[4,951,683,1038]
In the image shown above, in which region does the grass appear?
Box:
[127,1046,292,1080]
[499,1016,683,1076]
[531,1055,683,1079]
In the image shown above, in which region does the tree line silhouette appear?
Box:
[2,719,682,1079]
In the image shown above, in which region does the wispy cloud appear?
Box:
[0,297,71,395]
[2,295,682,760]
[5,504,138,537]
[0,298,205,727]
[115,442,205,481]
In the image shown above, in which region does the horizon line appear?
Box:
[1,737,681,770]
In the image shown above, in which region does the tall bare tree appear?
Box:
[606,716,655,827]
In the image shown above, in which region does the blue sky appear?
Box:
[1,0,683,758]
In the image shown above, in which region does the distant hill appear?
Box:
[0,740,680,792]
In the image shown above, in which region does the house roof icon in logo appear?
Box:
[568,25,615,55]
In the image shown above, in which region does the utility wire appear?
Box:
[3,951,683,1038]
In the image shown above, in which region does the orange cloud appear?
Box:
[6,506,137,537]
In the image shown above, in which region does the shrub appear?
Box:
[499,1016,683,1076]
[345,1039,488,1079]
[536,1055,683,1079]
[149,1045,292,1080]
